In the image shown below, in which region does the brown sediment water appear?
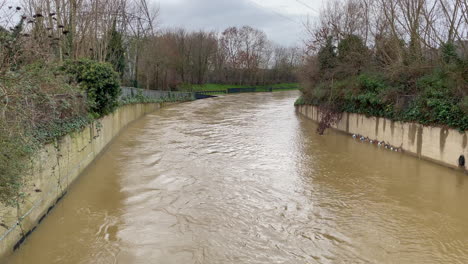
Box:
[5,91,468,264]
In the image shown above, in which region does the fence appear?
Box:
[271,87,299,91]
[226,86,299,93]
[120,86,299,101]
[195,90,227,95]
[227,87,273,93]
[120,87,195,101]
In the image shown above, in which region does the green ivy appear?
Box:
[0,132,33,206]
[32,115,93,144]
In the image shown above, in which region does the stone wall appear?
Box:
[296,105,468,170]
[0,103,164,259]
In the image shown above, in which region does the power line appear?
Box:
[245,0,303,26]
[294,0,319,14]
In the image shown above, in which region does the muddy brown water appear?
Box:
[5,91,468,264]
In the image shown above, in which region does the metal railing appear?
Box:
[120,87,195,101]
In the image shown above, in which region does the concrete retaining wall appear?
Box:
[296,105,468,170]
[0,103,165,259]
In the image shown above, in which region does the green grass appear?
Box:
[182,83,299,92]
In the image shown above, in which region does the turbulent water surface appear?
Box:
[6,91,468,264]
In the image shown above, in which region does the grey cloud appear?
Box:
[156,0,305,46]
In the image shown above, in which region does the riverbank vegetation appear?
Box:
[298,0,468,132]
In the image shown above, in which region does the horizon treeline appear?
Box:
[138,26,301,90]
[0,0,301,90]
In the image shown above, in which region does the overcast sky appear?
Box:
[155,0,324,47]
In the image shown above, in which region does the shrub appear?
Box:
[62,59,121,117]
[460,97,468,115]
[358,74,387,93]
[294,96,305,106]
[441,42,460,64]
[317,37,337,73]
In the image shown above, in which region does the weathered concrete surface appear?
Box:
[297,105,468,171]
[0,103,165,259]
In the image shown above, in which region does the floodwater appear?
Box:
[6,91,468,264]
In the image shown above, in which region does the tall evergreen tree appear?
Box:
[106,21,126,77]
[317,37,337,72]
[1,19,24,70]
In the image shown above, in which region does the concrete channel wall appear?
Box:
[296,105,468,171]
[0,103,165,259]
